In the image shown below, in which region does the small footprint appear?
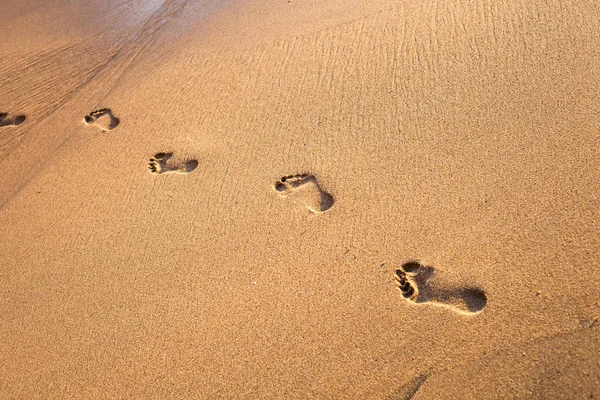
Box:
[147,152,198,175]
[274,174,334,213]
[0,112,26,128]
[395,261,487,315]
[83,109,119,132]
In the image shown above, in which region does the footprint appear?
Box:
[0,112,26,128]
[387,374,429,400]
[395,261,487,315]
[147,152,198,175]
[83,109,119,132]
[274,174,334,213]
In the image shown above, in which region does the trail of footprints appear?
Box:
[8,106,488,316]
[80,109,198,175]
[270,174,487,315]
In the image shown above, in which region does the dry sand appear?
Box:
[1,0,599,398]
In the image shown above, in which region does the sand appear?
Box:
[1,0,599,398]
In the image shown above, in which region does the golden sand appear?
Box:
[1,0,598,398]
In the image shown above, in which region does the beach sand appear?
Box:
[1,0,599,398]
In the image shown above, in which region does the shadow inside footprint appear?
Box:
[0,112,26,128]
[274,174,334,213]
[387,373,429,400]
[395,261,487,315]
[148,152,198,175]
[83,109,119,131]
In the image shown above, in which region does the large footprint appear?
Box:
[83,109,119,132]
[274,174,334,214]
[0,112,26,128]
[395,261,487,315]
[148,152,198,175]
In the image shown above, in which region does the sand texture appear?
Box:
[1,0,599,398]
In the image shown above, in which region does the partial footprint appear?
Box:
[0,112,26,128]
[83,109,119,132]
[147,152,198,175]
[387,374,429,400]
[395,261,487,315]
[274,174,334,213]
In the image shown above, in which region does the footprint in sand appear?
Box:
[395,261,487,315]
[83,109,119,132]
[0,112,26,128]
[274,174,334,214]
[147,152,198,175]
[388,373,429,400]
